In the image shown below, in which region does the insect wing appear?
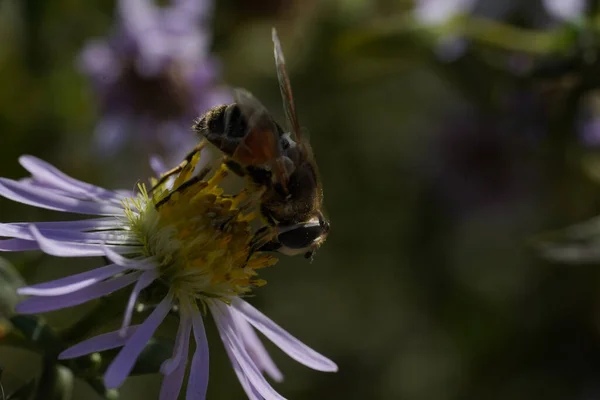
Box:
[232,88,290,188]
[272,29,326,193]
[272,28,303,144]
[232,88,282,165]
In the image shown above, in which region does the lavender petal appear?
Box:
[159,346,190,399]
[231,307,283,382]
[59,325,141,359]
[18,263,127,296]
[0,223,136,244]
[149,155,168,176]
[223,342,262,400]
[19,156,126,203]
[0,178,124,216]
[16,271,141,314]
[29,226,141,257]
[104,292,174,389]
[231,298,338,373]
[210,302,286,400]
[8,217,126,231]
[14,180,127,210]
[102,246,156,270]
[185,305,209,400]
[159,315,192,400]
[115,189,135,198]
[149,154,175,190]
[120,268,158,334]
[160,313,191,375]
[0,239,40,252]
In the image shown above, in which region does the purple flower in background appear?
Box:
[0,155,337,399]
[542,0,586,22]
[414,0,477,26]
[80,0,230,164]
[413,0,587,61]
[414,0,586,26]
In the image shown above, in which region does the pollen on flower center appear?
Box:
[123,152,277,301]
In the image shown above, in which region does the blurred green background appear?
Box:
[4,0,600,399]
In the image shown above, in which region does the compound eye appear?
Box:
[278,225,323,250]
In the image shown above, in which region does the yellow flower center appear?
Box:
[123,152,278,303]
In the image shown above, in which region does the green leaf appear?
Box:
[33,359,73,400]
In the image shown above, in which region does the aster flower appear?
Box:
[0,154,337,399]
[80,0,230,164]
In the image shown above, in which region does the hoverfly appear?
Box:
[192,28,329,260]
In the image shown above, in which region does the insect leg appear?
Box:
[155,165,212,209]
[246,225,280,262]
[257,240,282,252]
[224,158,246,177]
[149,141,207,193]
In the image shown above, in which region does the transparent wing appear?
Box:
[272,28,303,144]
[232,88,282,164]
[232,88,289,188]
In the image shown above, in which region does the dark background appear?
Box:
[3,0,600,399]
